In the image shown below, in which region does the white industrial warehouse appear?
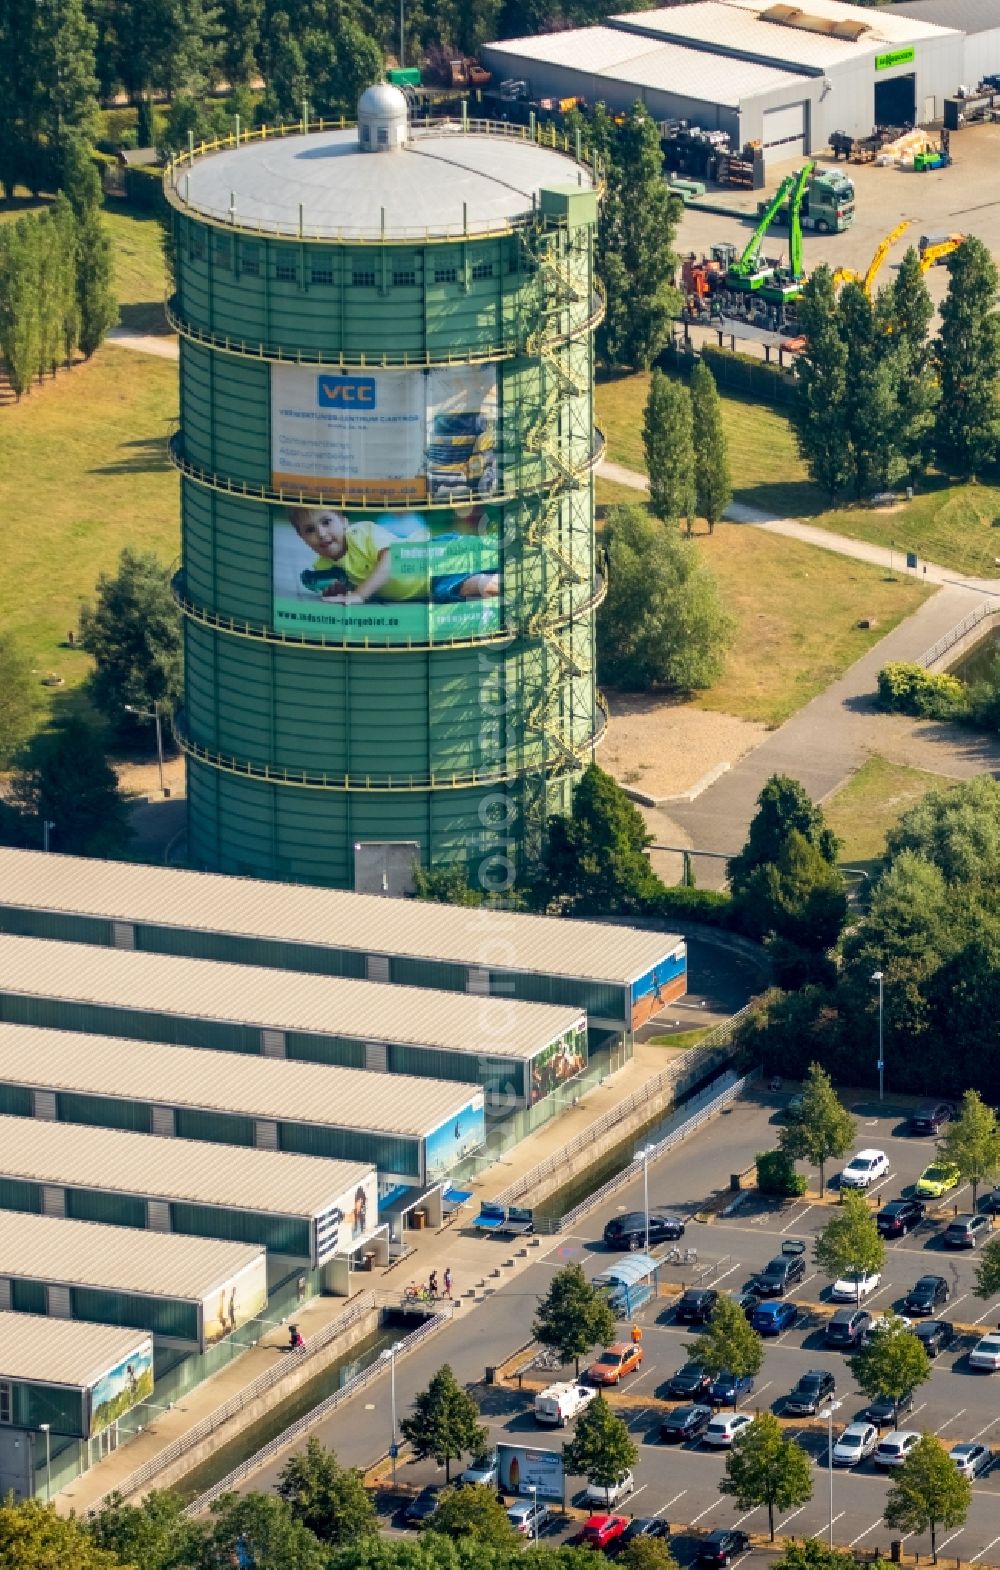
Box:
[483,0,996,165]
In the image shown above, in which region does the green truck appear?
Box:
[758,166,855,233]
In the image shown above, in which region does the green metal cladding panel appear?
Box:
[278,1121,419,1176]
[70,1286,199,1344]
[0,1178,41,1214]
[65,1188,148,1229]
[57,1092,152,1134]
[174,1107,256,1146]
[0,990,258,1056]
[10,1279,47,1315]
[0,907,110,945]
[13,1381,85,1438]
[169,1201,311,1258]
[0,1085,33,1117]
[186,752,523,884]
[135,923,366,978]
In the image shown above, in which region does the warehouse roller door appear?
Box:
[762,102,808,165]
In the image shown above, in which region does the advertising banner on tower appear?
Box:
[272,504,503,643]
[270,364,499,503]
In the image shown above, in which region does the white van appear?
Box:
[534,1381,597,1427]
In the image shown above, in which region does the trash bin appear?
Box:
[891,1541,902,1563]
[410,1208,427,1231]
[906,551,918,570]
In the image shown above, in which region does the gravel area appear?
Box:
[602,691,766,800]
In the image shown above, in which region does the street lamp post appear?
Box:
[41,820,55,853]
[528,1484,539,1545]
[380,1343,401,1485]
[824,1400,843,1547]
[124,703,165,795]
[635,1144,655,1253]
[39,1423,51,1503]
[871,970,884,1102]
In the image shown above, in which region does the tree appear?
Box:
[86,1489,204,1570]
[9,716,131,857]
[535,762,661,916]
[687,1295,764,1400]
[690,360,731,533]
[731,829,847,958]
[937,1089,1000,1208]
[428,1486,519,1544]
[596,103,681,370]
[728,776,839,896]
[774,1542,890,1570]
[848,1316,931,1428]
[79,549,183,731]
[276,1438,377,1545]
[597,505,733,692]
[813,1191,886,1304]
[886,777,1000,890]
[756,1149,807,1198]
[0,217,42,398]
[837,282,905,498]
[933,238,1000,480]
[884,1432,972,1563]
[563,1394,638,1506]
[619,1538,679,1570]
[76,201,117,358]
[0,633,41,767]
[201,1492,327,1570]
[777,1062,855,1198]
[0,0,98,199]
[877,248,936,477]
[400,1365,488,1483]
[533,1262,617,1376]
[643,372,695,531]
[792,267,851,499]
[720,1412,813,1542]
[0,1499,128,1570]
[973,1235,1000,1302]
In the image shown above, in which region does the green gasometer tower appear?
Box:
[165,85,605,890]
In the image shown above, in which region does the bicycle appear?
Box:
[403,1283,438,1305]
[666,1246,698,1266]
[534,1347,563,1371]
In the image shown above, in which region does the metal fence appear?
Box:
[545,1070,754,1236]
[84,1290,378,1516]
[183,1311,449,1517]
[493,1008,751,1210]
[917,601,998,670]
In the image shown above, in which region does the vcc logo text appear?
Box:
[317,375,377,408]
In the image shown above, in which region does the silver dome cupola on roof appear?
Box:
[357,82,409,152]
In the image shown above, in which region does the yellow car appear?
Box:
[915,1160,961,1199]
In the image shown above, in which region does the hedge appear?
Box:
[646,885,737,929]
[876,662,968,721]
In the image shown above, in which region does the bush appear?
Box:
[876,662,969,720]
[647,885,736,929]
[756,1149,807,1197]
[123,164,166,212]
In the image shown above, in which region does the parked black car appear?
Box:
[699,1529,751,1566]
[826,1308,871,1348]
[621,1518,671,1545]
[751,1253,806,1298]
[676,1289,719,1325]
[660,1403,713,1443]
[665,1362,714,1400]
[732,1290,761,1320]
[863,1390,914,1427]
[978,1187,1000,1216]
[405,1486,441,1527]
[903,1275,950,1316]
[785,1370,836,1416]
[877,1198,925,1238]
[603,1211,685,1250]
[908,1102,955,1135]
[913,1319,955,1358]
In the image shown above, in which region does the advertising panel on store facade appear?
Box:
[200,1252,269,1349]
[497,1443,565,1502]
[424,1093,486,1184]
[88,1338,154,1437]
[527,1019,588,1107]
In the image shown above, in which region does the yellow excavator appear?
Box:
[918,235,963,271]
[832,220,911,298]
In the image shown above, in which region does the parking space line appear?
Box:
[752,1381,772,1403]
[971,1303,998,1324]
[658,1491,686,1518]
[627,1366,657,1391]
[790,1273,817,1297]
[713,1264,741,1287]
[950,1293,968,1316]
[690,1501,721,1524]
[972,1536,1000,1563]
[937,1529,965,1553]
[781,1207,812,1234]
[971,1416,1000,1442]
[627,1485,648,1506]
[733,1507,760,1526]
[935,1408,966,1433]
[910,1402,927,1424]
[848,1520,884,1547]
[775,1506,808,1533]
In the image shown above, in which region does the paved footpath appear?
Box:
[600,463,1000,880]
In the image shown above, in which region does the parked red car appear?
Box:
[581,1515,630,1550]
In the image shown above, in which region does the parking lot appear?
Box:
[249,1089,1000,1563]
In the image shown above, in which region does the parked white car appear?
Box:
[584,1470,635,1507]
[507,1499,550,1536]
[459,1451,498,1487]
[840,1150,890,1190]
[969,1333,1000,1372]
[950,1443,992,1479]
[874,1430,920,1467]
[832,1422,879,1468]
[704,1413,753,1448]
[831,1271,882,1302]
[534,1381,598,1427]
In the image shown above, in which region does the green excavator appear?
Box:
[726,160,813,304]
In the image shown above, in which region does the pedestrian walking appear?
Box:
[443,1266,453,1299]
[428,1270,439,1299]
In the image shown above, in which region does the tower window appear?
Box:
[310,263,335,285]
[352,268,376,288]
[275,260,297,283]
[214,235,232,270]
[392,269,416,287]
[241,243,261,276]
[471,260,494,281]
[434,264,458,284]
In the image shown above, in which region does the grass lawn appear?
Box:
[104,200,169,333]
[647,1027,710,1049]
[596,484,930,727]
[824,755,959,876]
[0,344,178,693]
[596,370,1000,577]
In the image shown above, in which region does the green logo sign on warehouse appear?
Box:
[164,84,604,889]
[875,46,915,70]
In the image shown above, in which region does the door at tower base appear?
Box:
[272,503,503,642]
[271,364,498,502]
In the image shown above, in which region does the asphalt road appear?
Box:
[235,1090,1000,1565]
